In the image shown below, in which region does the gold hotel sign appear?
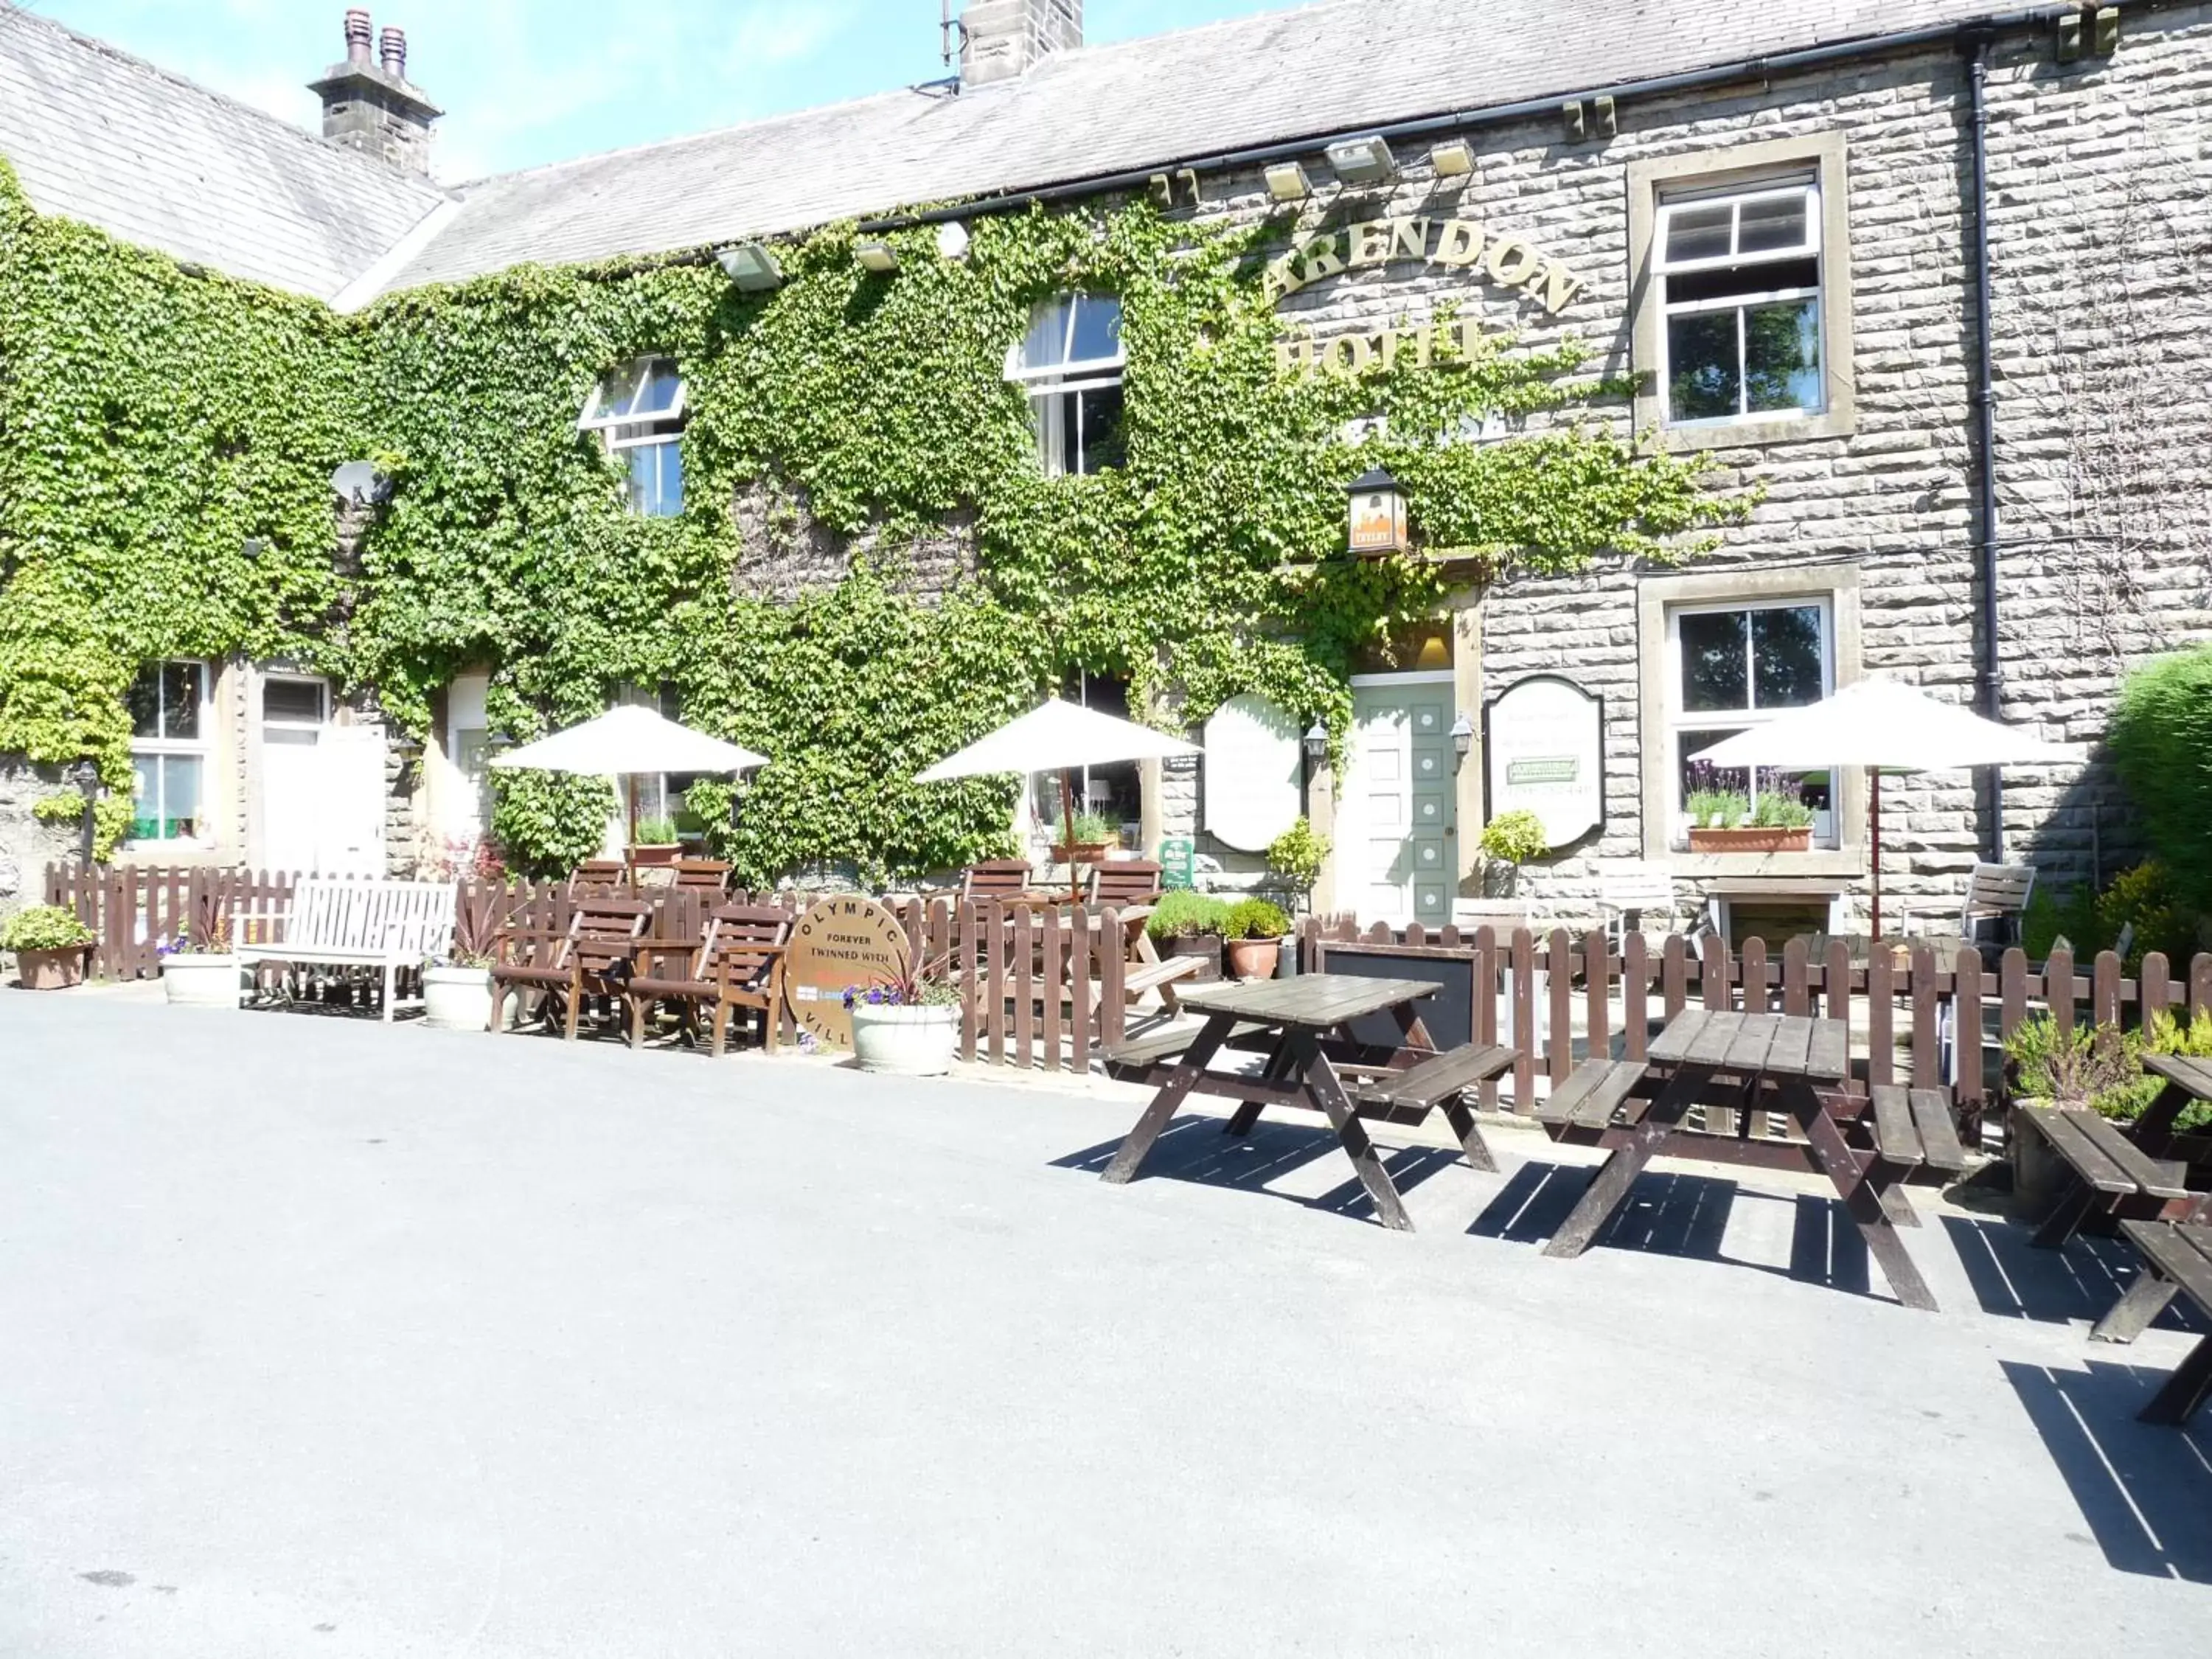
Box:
[1265,214,1585,375]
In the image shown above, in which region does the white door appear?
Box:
[1340,678,1457,925]
[260,677,386,874]
[440,671,494,843]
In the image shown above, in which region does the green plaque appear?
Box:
[1159,836,1197,891]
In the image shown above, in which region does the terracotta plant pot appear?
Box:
[1686,826,1813,855]
[14,945,90,991]
[1225,936,1282,981]
[1054,841,1113,864]
[627,844,681,869]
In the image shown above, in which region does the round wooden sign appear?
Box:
[784,894,913,1051]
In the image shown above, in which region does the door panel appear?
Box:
[1344,682,1458,925]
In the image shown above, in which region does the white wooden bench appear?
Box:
[235,880,459,1022]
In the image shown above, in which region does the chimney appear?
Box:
[958,0,1082,88]
[309,11,443,176]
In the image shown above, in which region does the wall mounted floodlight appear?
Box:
[1265,161,1312,202]
[330,460,391,507]
[241,537,267,560]
[936,220,971,261]
[855,240,900,274]
[1430,140,1476,178]
[717,243,783,291]
[1326,136,1397,186]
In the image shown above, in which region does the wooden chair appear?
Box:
[961,860,1038,902]
[672,858,734,897]
[622,904,792,1056]
[1084,860,1201,1013]
[569,860,628,893]
[489,897,650,1040]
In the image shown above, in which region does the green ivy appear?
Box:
[0,156,1746,880]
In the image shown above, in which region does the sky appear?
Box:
[27,0,1310,182]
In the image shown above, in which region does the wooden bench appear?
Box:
[1860,1084,1975,1225]
[2094,1220,2212,1426]
[2018,1102,2195,1251]
[1102,1020,1269,1074]
[1537,1058,1650,1135]
[234,879,459,1023]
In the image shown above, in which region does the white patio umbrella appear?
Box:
[490,704,769,839]
[917,698,1201,902]
[1692,677,2080,939]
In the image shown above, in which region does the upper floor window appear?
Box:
[580,358,686,517]
[1657,178,1824,428]
[127,660,212,845]
[1006,295,1125,476]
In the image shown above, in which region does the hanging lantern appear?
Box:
[1347,467,1409,557]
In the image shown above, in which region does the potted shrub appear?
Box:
[1145,891,1231,982]
[2006,1008,2212,1206]
[1222,897,1292,981]
[422,881,510,1032]
[1048,808,1119,865]
[628,815,682,872]
[1266,818,1331,914]
[1685,767,1815,854]
[158,889,239,1009]
[4,905,95,990]
[1478,809,1548,897]
[844,967,962,1077]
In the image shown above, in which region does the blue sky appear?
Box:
[32,0,1308,181]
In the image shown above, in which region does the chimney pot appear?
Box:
[379,24,407,81]
[344,8,372,64]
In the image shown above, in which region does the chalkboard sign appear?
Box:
[1318,949,1472,1051]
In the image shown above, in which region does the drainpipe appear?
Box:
[1964,31,2006,862]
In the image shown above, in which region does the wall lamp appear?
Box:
[1450,713,1476,769]
[717,242,783,291]
[1265,161,1312,202]
[1326,135,1397,186]
[1303,721,1328,765]
[855,240,899,274]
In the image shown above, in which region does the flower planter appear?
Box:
[15,945,91,991]
[423,964,495,1032]
[850,1004,960,1077]
[1054,841,1113,865]
[1225,936,1284,981]
[628,843,681,869]
[1161,934,1223,983]
[162,953,240,1008]
[1686,826,1813,855]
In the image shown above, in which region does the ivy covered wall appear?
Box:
[0,156,1742,885]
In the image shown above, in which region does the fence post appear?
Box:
[1070,904,1091,1074]
[1868,948,1894,1091]
[2140,951,2172,1036]
[1475,927,1500,1112]
[2047,945,2076,1037]
[986,900,1006,1066]
[1099,905,1126,1051]
[1511,929,1534,1114]
[1013,905,1035,1070]
[1582,928,1610,1068]
[1040,905,1062,1074]
[1956,945,1985,1137]
[958,901,978,1063]
[1623,932,1649,1062]
[1910,943,1938,1091]
[2092,949,2121,1030]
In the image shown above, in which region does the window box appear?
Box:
[1687,825,1812,855]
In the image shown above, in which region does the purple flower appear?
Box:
[866,987,886,1005]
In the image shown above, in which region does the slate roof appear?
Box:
[0,8,443,300]
[384,0,2006,294]
[0,0,2014,304]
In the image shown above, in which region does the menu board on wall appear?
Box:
[1484,675,1604,850]
[1201,692,1302,854]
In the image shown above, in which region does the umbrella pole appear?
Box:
[1870,767,1883,942]
[1060,766,1081,907]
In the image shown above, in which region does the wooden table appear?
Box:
[1101,973,1453,1231]
[1541,1008,1940,1312]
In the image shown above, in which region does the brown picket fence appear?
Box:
[1301,916,2212,1138]
[43,866,2212,1105]
[38,866,1133,1071]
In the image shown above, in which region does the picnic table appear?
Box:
[2023,1051,2212,1251]
[1099,973,1517,1232]
[1540,1008,1941,1312]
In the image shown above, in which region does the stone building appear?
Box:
[0,0,2206,934]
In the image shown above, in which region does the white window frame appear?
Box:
[128,659,215,848]
[581,357,686,516]
[1663,597,1837,849]
[1655,177,1826,431]
[260,672,330,733]
[1005,295,1126,477]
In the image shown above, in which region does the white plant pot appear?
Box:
[850,1004,960,1077]
[422,964,495,1032]
[163,953,240,1009]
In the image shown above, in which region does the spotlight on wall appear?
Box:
[936,220,971,261]
[1325,135,1397,186]
[1430,140,1476,178]
[241,537,267,560]
[1265,161,1312,202]
[855,240,900,274]
[717,242,784,291]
